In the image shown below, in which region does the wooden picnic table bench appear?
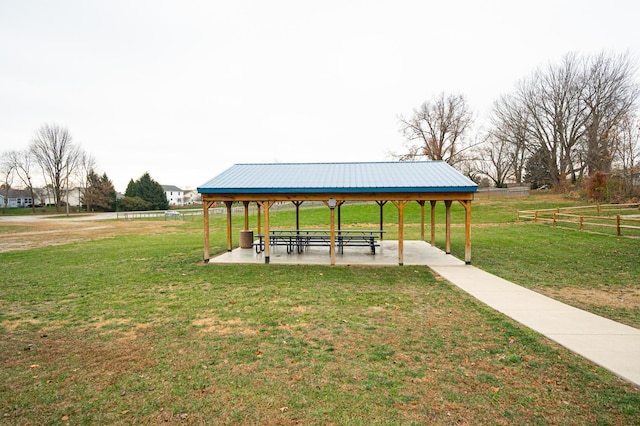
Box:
[254,229,384,255]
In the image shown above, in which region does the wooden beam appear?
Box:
[257,201,274,263]
[203,200,213,262]
[256,201,261,235]
[201,191,474,203]
[418,200,425,241]
[242,201,250,230]
[445,200,452,254]
[460,200,472,264]
[392,200,409,266]
[376,201,387,240]
[323,199,343,266]
[293,201,304,230]
[330,204,336,266]
[225,201,233,252]
[430,200,437,246]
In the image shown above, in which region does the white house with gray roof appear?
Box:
[162,185,184,206]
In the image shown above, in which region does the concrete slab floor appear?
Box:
[207,240,464,267]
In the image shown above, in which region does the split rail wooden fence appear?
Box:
[518,203,640,237]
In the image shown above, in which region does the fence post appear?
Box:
[597,204,600,214]
[617,215,621,236]
[553,212,557,227]
[580,215,584,231]
[534,211,538,223]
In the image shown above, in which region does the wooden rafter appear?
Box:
[201,192,473,203]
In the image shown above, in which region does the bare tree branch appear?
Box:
[583,51,640,174]
[397,93,474,166]
[30,123,83,213]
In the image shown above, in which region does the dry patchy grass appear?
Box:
[0,218,182,253]
[3,289,638,425]
[1,204,639,424]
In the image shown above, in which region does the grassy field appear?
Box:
[1,193,639,424]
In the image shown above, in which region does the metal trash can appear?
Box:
[239,230,254,249]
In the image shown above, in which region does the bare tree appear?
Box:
[77,151,96,211]
[490,94,530,184]
[6,149,38,213]
[583,51,640,175]
[517,53,589,189]
[398,93,474,166]
[30,124,83,213]
[475,131,514,188]
[612,112,640,196]
[491,51,639,192]
[0,152,15,214]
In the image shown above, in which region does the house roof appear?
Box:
[197,161,477,194]
[2,189,33,198]
[162,185,183,192]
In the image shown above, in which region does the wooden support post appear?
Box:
[324,199,342,266]
[256,202,261,235]
[553,212,557,227]
[258,201,274,263]
[617,215,621,236]
[376,201,387,240]
[330,204,336,266]
[242,201,250,230]
[392,201,409,266]
[418,200,425,241]
[460,200,472,264]
[225,201,233,252]
[445,200,452,254]
[293,201,303,231]
[430,200,437,246]
[203,200,213,262]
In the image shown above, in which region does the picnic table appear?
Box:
[254,229,384,255]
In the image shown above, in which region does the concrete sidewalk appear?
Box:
[430,262,640,388]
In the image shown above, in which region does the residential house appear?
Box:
[183,188,201,205]
[162,185,184,206]
[0,188,34,208]
[33,187,81,208]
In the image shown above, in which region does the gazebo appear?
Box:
[197,161,477,265]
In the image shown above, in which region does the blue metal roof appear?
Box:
[197,161,477,194]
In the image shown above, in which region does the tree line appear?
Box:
[398,51,640,199]
[4,50,637,211]
[1,123,167,213]
[0,124,115,213]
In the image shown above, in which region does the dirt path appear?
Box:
[0,215,179,253]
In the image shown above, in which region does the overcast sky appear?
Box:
[1,0,639,192]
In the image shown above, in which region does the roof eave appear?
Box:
[197,186,477,194]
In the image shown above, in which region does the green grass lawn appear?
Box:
[1,206,58,216]
[1,193,639,424]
